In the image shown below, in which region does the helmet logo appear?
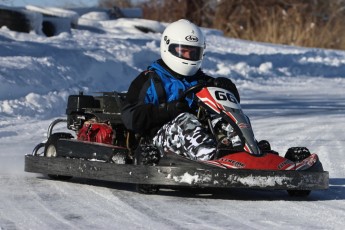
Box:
[185,35,198,42]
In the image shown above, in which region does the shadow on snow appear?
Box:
[36,176,345,201]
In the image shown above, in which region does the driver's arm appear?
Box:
[121,72,171,135]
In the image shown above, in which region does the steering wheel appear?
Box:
[179,82,208,101]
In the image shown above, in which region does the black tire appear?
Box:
[46,174,73,181]
[44,132,74,180]
[32,142,45,156]
[258,140,271,151]
[284,147,311,162]
[0,8,31,33]
[257,140,279,155]
[284,147,322,197]
[44,132,73,157]
[42,20,56,37]
[287,190,311,197]
[134,145,160,194]
[136,184,160,194]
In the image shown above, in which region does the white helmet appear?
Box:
[160,19,206,76]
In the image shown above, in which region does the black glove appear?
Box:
[212,77,240,102]
[164,100,190,119]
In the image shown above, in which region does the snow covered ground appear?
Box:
[1,6,345,230]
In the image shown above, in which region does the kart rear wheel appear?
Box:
[44,132,74,180]
[136,184,160,194]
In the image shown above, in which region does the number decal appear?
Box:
[215,90,237,103]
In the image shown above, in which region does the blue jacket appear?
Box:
[121,59,212,134]
[145,61,198,106]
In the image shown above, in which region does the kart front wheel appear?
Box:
[287,190,311,197]
[284,147,316,197]
[134,144,160,194]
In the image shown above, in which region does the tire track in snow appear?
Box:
[46,179,147,229]
[112,190,191,229]
[0,176,79,230]
[111,189,200,230]
[111,188,276,230]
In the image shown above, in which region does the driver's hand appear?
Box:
[212,77,240,102]
[165,100,190,119]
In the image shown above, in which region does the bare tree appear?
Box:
[185,0,203,26]
[97,0,345,49]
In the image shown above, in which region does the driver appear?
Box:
[121,19,240,161]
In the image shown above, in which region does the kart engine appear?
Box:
[65,91,127,147]
[77,119,114,145]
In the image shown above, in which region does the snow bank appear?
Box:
[1,15,345,119]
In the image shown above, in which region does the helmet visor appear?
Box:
[168,44,203,61]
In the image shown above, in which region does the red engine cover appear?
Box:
[77,121,113,145]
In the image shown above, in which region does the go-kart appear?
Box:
[25,83,329,197]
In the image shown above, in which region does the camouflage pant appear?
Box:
[153,112,216,161]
